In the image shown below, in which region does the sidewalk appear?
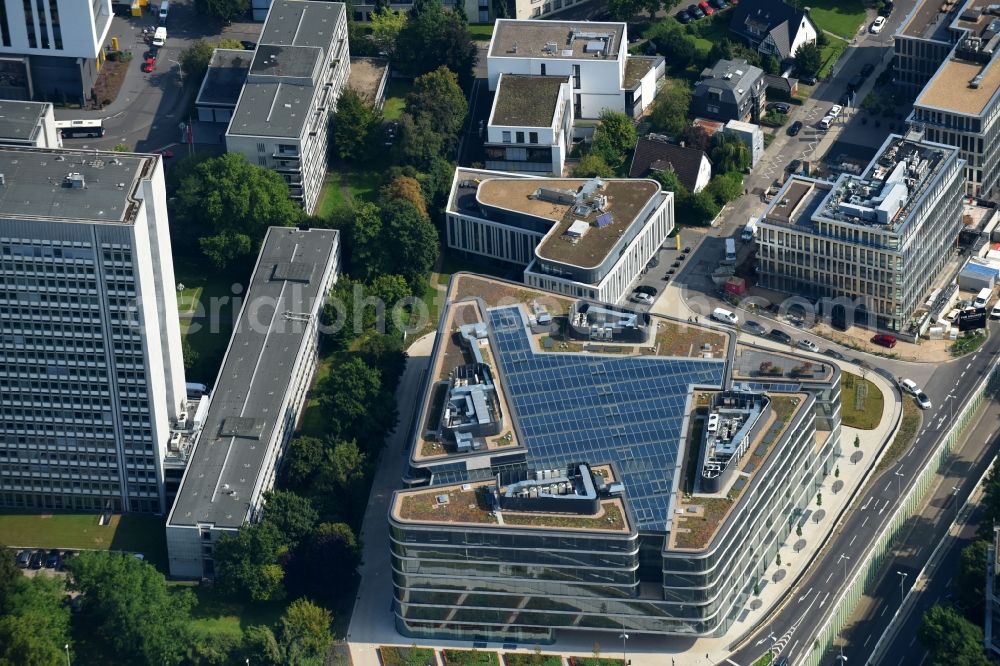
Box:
[346,327,903,666]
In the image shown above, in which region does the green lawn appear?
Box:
[752,654,774,666]
[380,646,436,666]
[840,372,884,430]
[690,17,731,57]
[807,0,867,40]
[504,653,562,666]
[297,357,334,438]
[0,512,167,570]
[184,584,286,640]
[876,397,921,474]
[818,39,848,79]
[468,23,495,41]
[382,79,414,121]
[316,172,349,219]
[443,649,500,666]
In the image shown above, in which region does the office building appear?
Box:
[487,19,664,120]
[0,146,186,513]
[898,0,1000,197]
[756,134,965,333]
[166,227,340,579]
[446,169,673,304]
[389,282,842,641]
[692,59,766,124]
[195,49,252,125]
[0,100,60,148]
[0,0,113,103]
[485,74,573,175]
[226,0,350,215]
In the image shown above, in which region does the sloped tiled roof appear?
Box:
[628,136,709,192]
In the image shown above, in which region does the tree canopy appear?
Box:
[957,539,989,622]
[0,575,71,666]
[370,8,408,58]
[649,83,692,137]
[794,42,822,79]
[918,604,992,665]
[710,131,752,174]
[262,489,320,548]
[194,0,249,23]
[395,0,477,90]
[573,154,615,178]
[280,598,333,666]
[213,521,287,602]
[174,153,302,269]
[65,552,194,666]
[590,110,637,172]
[330,88,380,162]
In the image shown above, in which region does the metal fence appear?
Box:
[798,361,1000,666]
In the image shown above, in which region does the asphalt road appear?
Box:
[726,325,1000,665]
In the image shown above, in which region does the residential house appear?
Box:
[628,134,712,193]
[692,58,767,124]
[729,0,818,62]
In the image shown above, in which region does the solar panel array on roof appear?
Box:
[487,306,726,532]
[595,212,613,228]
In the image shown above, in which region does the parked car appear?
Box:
[710,0,728,8]
[635,285,658,297]
[800,75,817,85]
[829,104,843,118]
[915,391,932,410]
[141,56,155,73]
[16,550,31,568]
[768,329,792,344]
[899,378,920,395]
[240,40,257,50]
[991,303,1000,318]
[786,159,804,173]
[767,102,790,114]
[631,292,654,305]
[796,339,820,353]
[28,550,44,569]
[45,549,61,569]
[787,120,802,136]
[688,4,705,18]
[823,348,846,360]
[683,246,692,253]
[743,320,767,336]
[847,74,864,93]
[870,16,886,33]
[871,333,897,348]
[860,63,875,78]
[880,0,894,16]
[698,0,714,15]
[676,9,691,23]
[712,307,739,325]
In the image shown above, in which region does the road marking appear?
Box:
[820,591,830,607]
[826,570,834,584]
[914,546,922,557]
[797,587,813,603]
[862,495,873,510]
[880,499,891,514]
[967,362,973,370]
[884,481,891,493]
[880,604,888,616]
[907,448,915,457]
[961,371,966,378]
[850,534,857,546]
[862,515,869,527]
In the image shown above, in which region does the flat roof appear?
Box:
[475,177,661,269]
[229,81,315,138]
[624,56,656,89]
[0,147,154,224]
[250,44,321,80]
[491,74,566,127]
[762,177,830,228]
[168,227,338,529]
[258,0,345,51]
[0,100,48,143]
[490,18,625,60]
[915,55,1000,116]
[899,0,963,40]
[196,49,251,108]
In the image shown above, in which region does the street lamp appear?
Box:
[894,468,906,497]
[619,631,629,666]
[896,571,908,605]
[64,644,70,666]
[953,485,962,517]
[836,648,848,665]
[838,553,851,582]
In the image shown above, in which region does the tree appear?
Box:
[707,39,734,65]
[710,131,751,174]
[957,540,989,622]
[186,632,242,666]
[175,154,302,269]
[330,88,379,162]
[396,112,447,171]
[918,604,991,665]
[283,436,327,490]
[194,0,249,23]
[329,202,384,279]
[396,0,477,89]
[179,40,216,81]
[241,625,282,666]
[764,54,781,76]
[379,199,439,288]
[649,83,692,137]
[213,521,287,602]
[280,598,334,666]
[705,171,743,206]
[181,337,199,372]
[653,26,697,69]
[370,7,407,57]
[0,543,19,606]
[979,460,1000,540]
[405,67,468,148]
[689,190,721,225]
[262,490,319,548]
[321,357,385,446]
[607,0,639,20]
[794,42,822,79]
[590,110,637,172]
[380,175,429,218]
[286,523,362,607]
[65,552,194,666]
[573,154,615,178]
[0,575,71,666]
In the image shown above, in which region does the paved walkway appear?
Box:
[345,320,904,666]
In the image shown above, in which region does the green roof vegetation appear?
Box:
[492,75,564,127]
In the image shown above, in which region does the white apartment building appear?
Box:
[166,227,340,579]
[0,100,60,148]
[226,0,350,215]
[446,168,673,304]
[0,0,113,103]
[487,19,664,120]
[485,73,572,174]
[0,147,186,514]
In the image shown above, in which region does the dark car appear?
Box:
[676,9,691,23]
[787,120,803,136]
[240,40,257,50]
[847,74,864,93]
[800,74,818,85]
[688,4,705,18]
[743,320,767,336]
[45,549,61,569]
[880,0,893,16]
[676,254,685,261]
[28,549,44,570]
[768,329,792,344]
[823,348,846,360]
[786,159,803,173]
[709,0,728,8]
[767,102,790,114]
[683,246,692,253]
[860,63,875,78]
[635,285,658,297]
[871,333,898,348]
[16,550,31,568]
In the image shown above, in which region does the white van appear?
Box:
[711,307,738,325]
[152,27,167,47]
[818,116,834,130]
[974,287,992,308]
[158,1,169,23]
